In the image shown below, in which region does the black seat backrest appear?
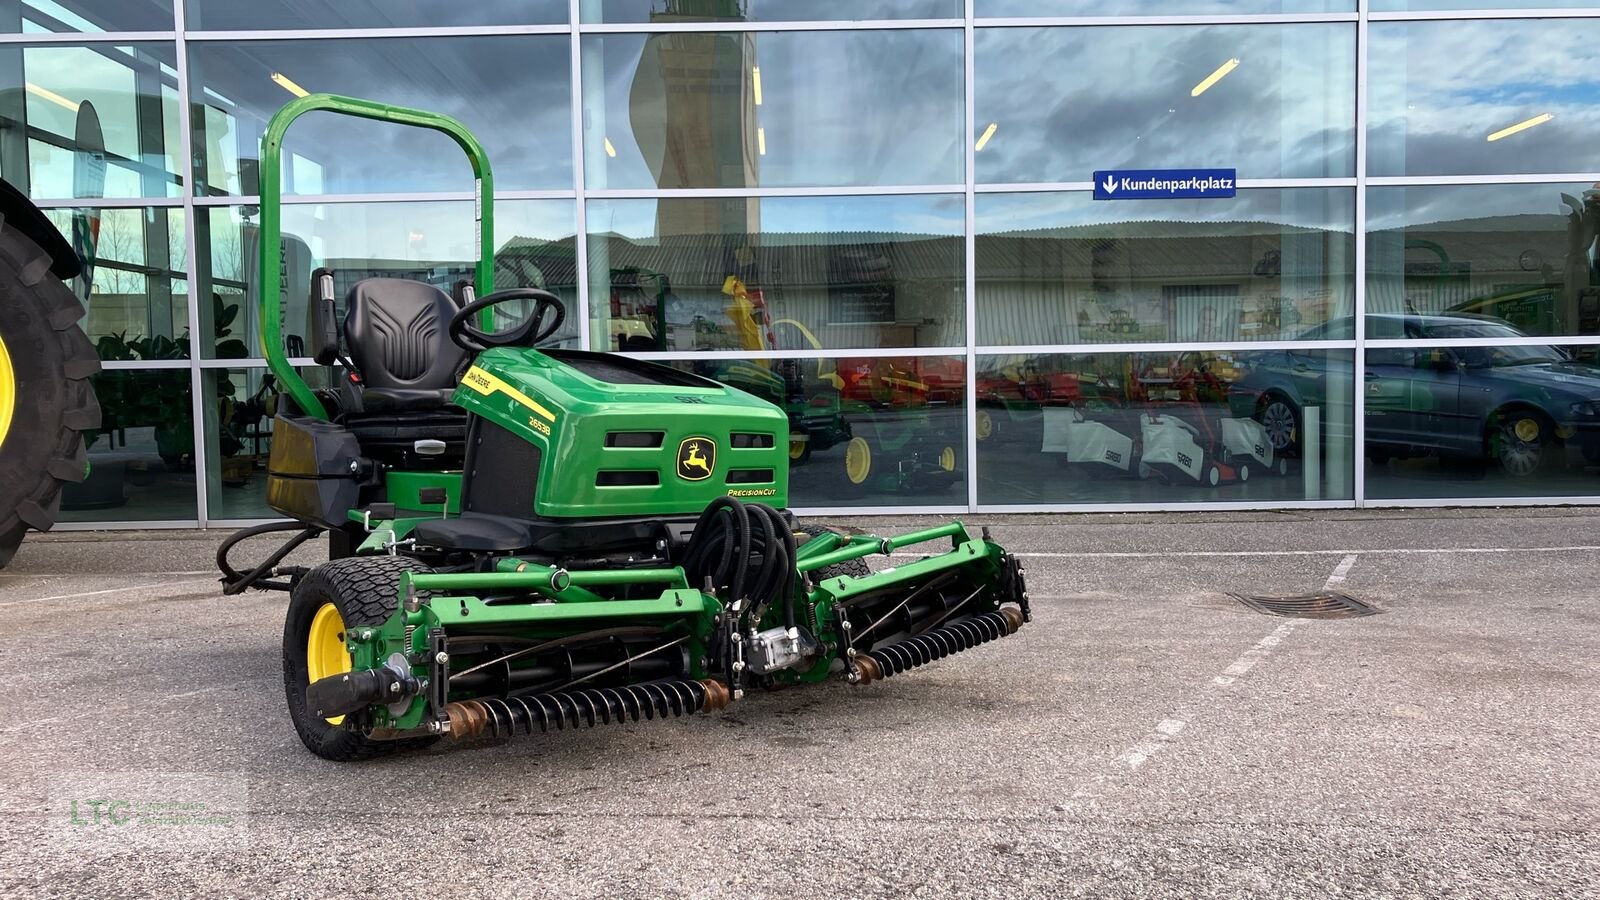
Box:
[343,278,467,392]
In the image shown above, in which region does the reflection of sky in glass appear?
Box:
[13,0,172,32]
[978,1,1351,13]
[16,43,182,198]
[190,37,572,195]
[1368,183,1600,232]
[183,0,567,30]
[250,201,577,268]
[975,24,1354,183]
[1368,20,1600,176]
[585,30,963,189]
[588,195,965,240]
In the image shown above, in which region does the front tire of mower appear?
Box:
[284,556,440,761]
[0,221,99,569]
[798,524,872,582]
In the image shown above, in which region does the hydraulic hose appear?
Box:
[217,520,324,594]
[682,497,796,631]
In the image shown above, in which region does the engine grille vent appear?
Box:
[596,470,660,487]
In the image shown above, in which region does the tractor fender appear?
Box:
[0,178,81,280]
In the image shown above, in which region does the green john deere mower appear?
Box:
[220,96,1030,761]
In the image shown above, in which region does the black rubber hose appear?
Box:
[682,499,800,632]
[217,520,323,594]
[746,503,780,605]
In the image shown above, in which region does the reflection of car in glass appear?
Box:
[1233,314,1600,476]
[977,355,1123,446]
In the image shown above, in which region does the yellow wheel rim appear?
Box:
[306,602,351,726]
[0,333,15,451]
[976,409,993,441]
[939,446,957,472]
[845,437,872,485]
[1513,418,1539,442]
[789,432,807,460]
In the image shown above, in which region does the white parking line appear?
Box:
[0,570,212,579]
[0,578,220,608]
[1212,622,1296,687]
[1072,554,1358,805]
[1323,553,1358,588]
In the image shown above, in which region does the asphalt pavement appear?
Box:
[1,508,1597,898]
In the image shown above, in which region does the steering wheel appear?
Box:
[449,288,567,352]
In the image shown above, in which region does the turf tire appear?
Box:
[284,555,441,761]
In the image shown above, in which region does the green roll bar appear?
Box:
[257,93,496,419]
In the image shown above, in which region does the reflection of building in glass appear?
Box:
[12,1,1600,518]
[976,219,1355,345]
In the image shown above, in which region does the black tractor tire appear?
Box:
[0,220,99,569]
[797,524,872,581]
[284,555,440,761]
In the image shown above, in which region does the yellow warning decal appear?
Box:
[462,366,556,422]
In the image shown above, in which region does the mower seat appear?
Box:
[314,274,468,414]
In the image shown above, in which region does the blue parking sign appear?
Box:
[1093,168,1237,200]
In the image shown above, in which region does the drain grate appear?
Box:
[1228,591,1378,620]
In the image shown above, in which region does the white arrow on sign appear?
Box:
[1102,175,1118,194]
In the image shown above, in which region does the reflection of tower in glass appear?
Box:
[629,0,759,237]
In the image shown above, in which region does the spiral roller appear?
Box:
[853,607,1025,684]
[445,678,730,740]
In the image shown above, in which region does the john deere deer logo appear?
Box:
[677,437,716,481]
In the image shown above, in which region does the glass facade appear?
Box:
[4,3,1599,524]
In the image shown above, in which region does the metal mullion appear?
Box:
[193,190,476,206]
[100,359,192,370]
[33,197,184,209]
[1367,173,1600,186]
[206,516,302,528]
[196,357,270,369]
[182,26,572,41]
[792,505,970,517]
[964,0,978,513]
[975,340,1357,355]
[1366,496,1600,509]
[579,19,964,34]
[974,178,1356,193]
[974,500,1353,514]
[52,520,202,531]
[569,0,590,352]
[973,13,1358,27]
[174,0,209,528]
[584,184,964,199]
[496,189,580,200]
[0,31,175,43]
[1368,336,1600,348]
[620,347,967,362]
[1354,0,1369,508]
[1369,8,1600,21]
